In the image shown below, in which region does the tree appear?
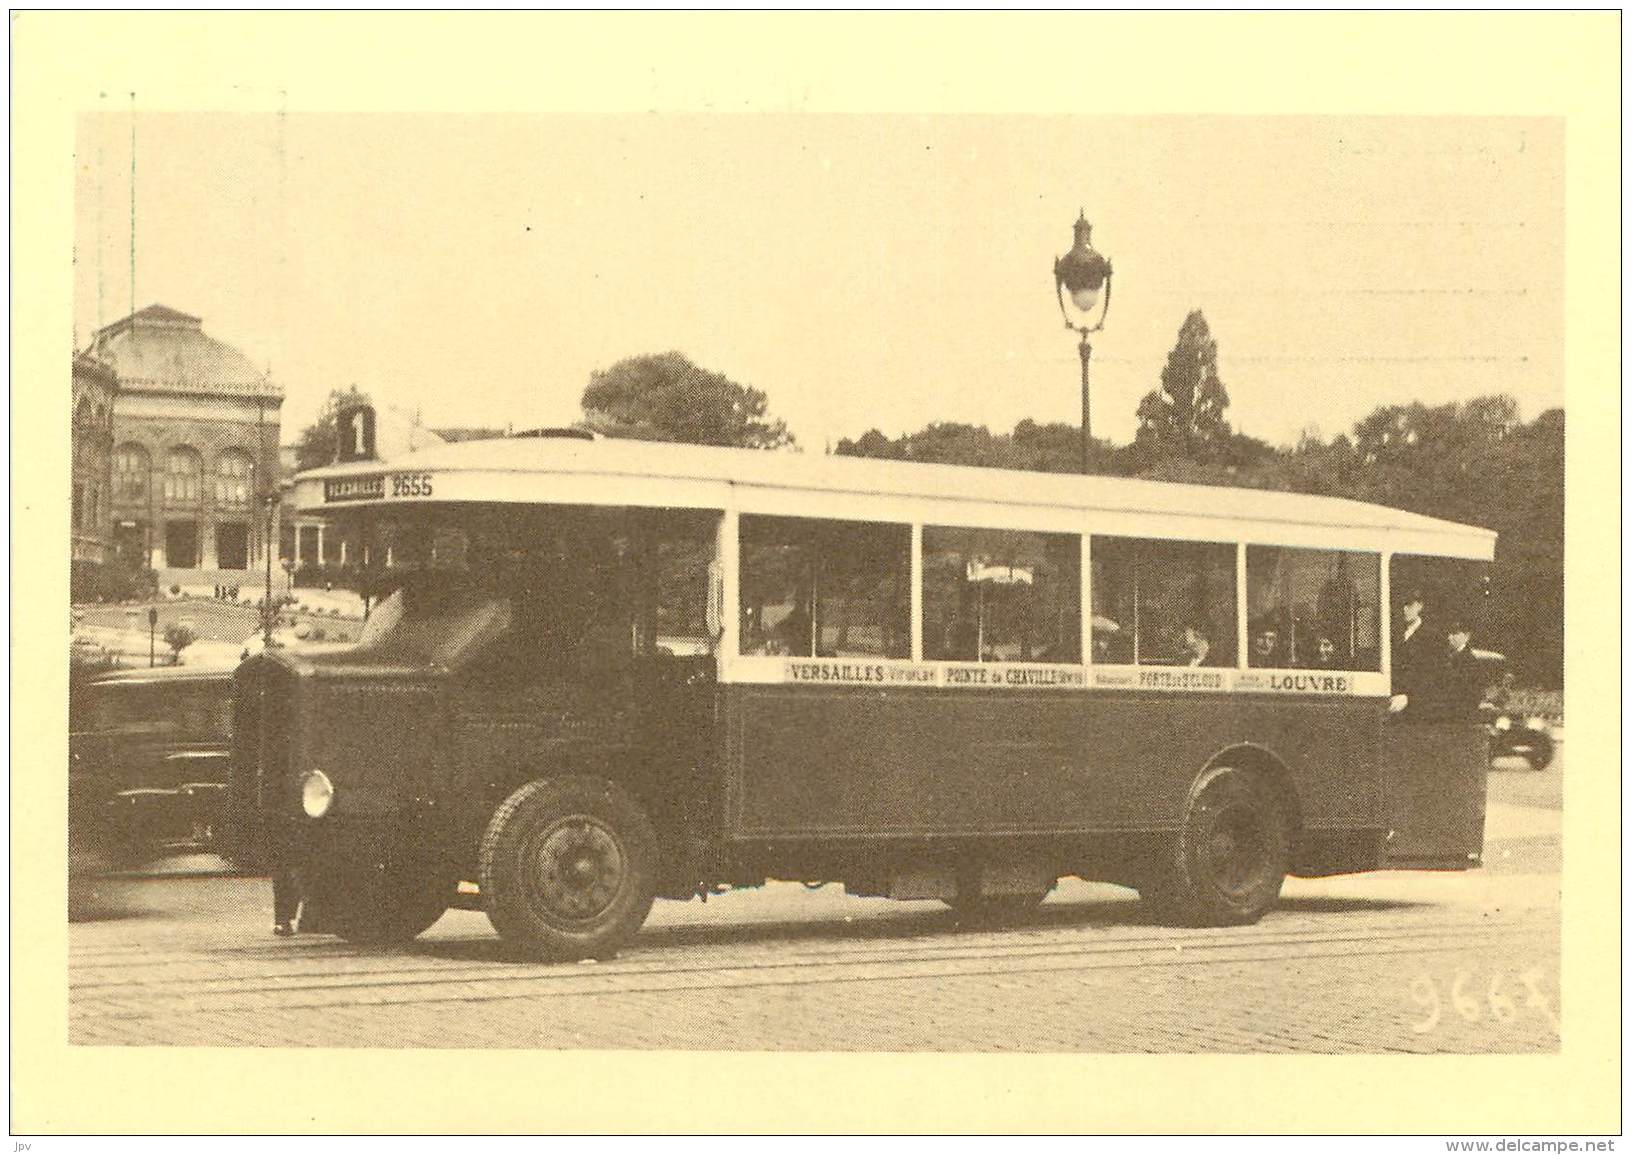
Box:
[836,419,1129,475]
[293,386,373,471]
[1135,310,1233,461]
[579,352,793,449]
[162,622,197,665]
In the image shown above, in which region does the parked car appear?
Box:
[69,664,236,864]
[1481,705,1556,771]
[1473,654,1556,772]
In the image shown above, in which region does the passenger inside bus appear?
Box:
[1250,624,1287,668]
[740,515,910,659]
[1179,622,1215,667]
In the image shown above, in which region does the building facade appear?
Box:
[71,351,118,568]
[88,305,283,578]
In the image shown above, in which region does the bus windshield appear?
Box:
[333,503,718,675]
[354,574,513,669]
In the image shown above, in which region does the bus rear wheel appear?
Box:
[479,776,658,962]
[1139,767,1289,927]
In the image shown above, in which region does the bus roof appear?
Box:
[294,436,1496,560]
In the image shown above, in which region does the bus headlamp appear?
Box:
[1525,716,1547,732]
[1493,716,1512,731]
[302,770,336,818]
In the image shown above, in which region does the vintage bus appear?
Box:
[229,430,1495,960]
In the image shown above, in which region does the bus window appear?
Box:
[923,527,1080,663]
[740,518,814,656]
[650,511,719,657]
[1247,546,1380,670]
[1091,537,1236,666]
[740,516,910,659]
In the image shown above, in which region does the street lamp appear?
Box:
[261,492,280,648]
[1053,210,1114,473]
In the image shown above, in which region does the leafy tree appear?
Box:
[1135,310,1233,461]
[836,419,1126,475]
[162,622,197,665]
[579,352,793,449]
[294,386,373,471]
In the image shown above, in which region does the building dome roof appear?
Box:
[89,304,283,401]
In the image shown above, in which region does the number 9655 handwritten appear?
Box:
[1409,969,1558,1033]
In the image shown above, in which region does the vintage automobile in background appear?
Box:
[1473,652,1557,772]
[69,664,236,865]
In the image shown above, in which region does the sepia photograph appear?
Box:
[16,10,1620,1138]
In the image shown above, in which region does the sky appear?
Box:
[74,113,1563,450]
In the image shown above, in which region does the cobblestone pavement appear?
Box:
[69,764,1561,1053]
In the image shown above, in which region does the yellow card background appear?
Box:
[11,12,1620,1134]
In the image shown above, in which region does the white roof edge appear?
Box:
[293,437,1497,560]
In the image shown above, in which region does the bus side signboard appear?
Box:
[322,472,435,503]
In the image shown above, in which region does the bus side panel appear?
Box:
[1378,721,1488,869]
[721,685,1384,840]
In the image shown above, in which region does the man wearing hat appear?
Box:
[1389,587,1431,716]
[1436,615,1488,721]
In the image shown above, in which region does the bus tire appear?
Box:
[324,861,456,944]
[479,776,658,963]
[1139,766,1289,927]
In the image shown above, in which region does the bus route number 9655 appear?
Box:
[391,472,434,498]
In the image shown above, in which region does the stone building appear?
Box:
[71,351,118,570]
[86,305,283,580]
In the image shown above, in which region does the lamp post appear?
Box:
[261,492,279,648]
[1053,210,1114,473]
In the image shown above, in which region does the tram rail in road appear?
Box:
[70,876,1559,1039]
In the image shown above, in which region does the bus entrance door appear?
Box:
[1379,721,1489,870]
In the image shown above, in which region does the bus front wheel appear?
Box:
[1139,766,1289,927]
[479,775,658,962]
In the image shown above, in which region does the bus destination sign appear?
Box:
[323,472,436,503]
[323,475,385,503]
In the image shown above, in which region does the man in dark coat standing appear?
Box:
[1389,588,1432,717]
[1435,617,1489,721]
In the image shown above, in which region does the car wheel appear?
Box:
[1139,766,1290,927]
[479,776,658,962]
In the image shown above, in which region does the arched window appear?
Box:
[164,446,203,504]
[73,399,95,468]
[114,443,152,501]
[215,449,254,508]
